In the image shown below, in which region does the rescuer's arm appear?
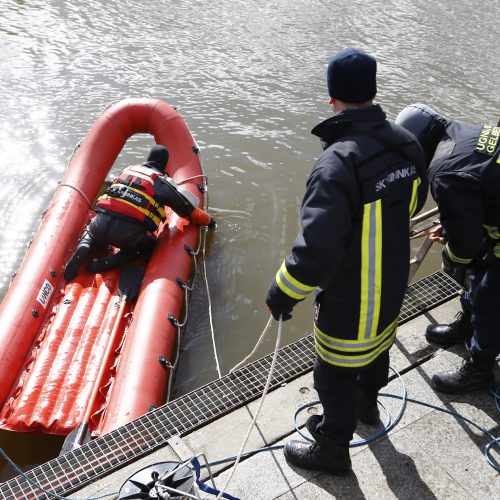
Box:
[432,172,483,271]
[154,176,216,228]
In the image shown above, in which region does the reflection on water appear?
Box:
[0,0,498,483]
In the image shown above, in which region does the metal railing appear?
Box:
[409,207,440,282]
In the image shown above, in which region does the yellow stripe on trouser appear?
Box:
[314,318,398,367]
[358,199,382,341]
[495,244,500,258]
[483,225,500,258]
[484,224,500,240]
[275,260,315,301]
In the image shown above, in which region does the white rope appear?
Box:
[55,183,92,209]
[195,167,222,379]
[215,316,282,499]
[203,226,222,379]
[177,174,209,185]
[230,316,273,373]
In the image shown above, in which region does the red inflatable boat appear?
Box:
[0,98,206,437]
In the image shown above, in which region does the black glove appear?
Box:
[267,306,293,321]
[207,217,216,229]
[265,280,297,321]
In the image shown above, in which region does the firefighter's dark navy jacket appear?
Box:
[267,105,428,367]
[428,121,500,268]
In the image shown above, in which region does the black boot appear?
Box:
[86,249,134,273]
[432,356,495,394]
[64,231,94,281]
[283,415,351,475]
[425,311,473,346]
[357,390,380,425]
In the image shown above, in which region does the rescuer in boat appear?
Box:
[265,48,428,475]
[64,144,215,281]
[396,104,500,393]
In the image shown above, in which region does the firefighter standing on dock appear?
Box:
[396,104,500,393]
[266,48,428,474]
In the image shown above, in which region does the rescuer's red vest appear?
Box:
[96,165,166,231]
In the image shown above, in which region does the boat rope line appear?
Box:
[54,139,93,209]
[194,168,222,379]
[177,174,209,185]
[55,183,92,209]
[165,167,223,400]
[0,272,460,499]
[165,282,190,403]
[203,225,222,379]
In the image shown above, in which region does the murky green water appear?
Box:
[0,0,498,483]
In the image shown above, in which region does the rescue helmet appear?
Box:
[395,103,449,164]
[144,144,169,173]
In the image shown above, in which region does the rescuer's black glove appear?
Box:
[265,280,298,321]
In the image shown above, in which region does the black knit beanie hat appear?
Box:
[327,48,377,104]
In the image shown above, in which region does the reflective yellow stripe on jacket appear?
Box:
[358,199,382,340]
[276,260,315,300]
[445,243,472,265]
[314,317,398,368]
[409,178,421,218]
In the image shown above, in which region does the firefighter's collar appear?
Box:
[311,104,386,143]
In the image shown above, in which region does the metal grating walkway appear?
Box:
[0,271,461,500]
[400,271,461,323]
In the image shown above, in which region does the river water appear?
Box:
[0,0,498,483]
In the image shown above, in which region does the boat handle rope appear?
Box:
[55,183,92,209]
[166,213,222,402]
[177,174,209,185]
